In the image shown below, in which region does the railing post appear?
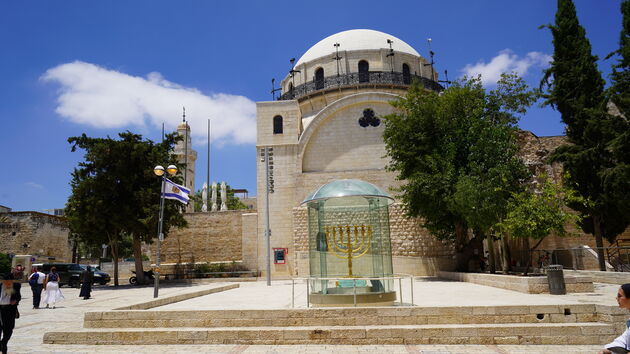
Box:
[398,277,403,305]
[306,278,310,308]
[410,275,414,306]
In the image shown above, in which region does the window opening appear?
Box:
[273,115,283,134]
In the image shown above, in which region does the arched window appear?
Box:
[402,63,411,84]
[358,60,369,83]
[273,115,283,134]
[315,67,324,90]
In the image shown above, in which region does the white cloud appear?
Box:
[461,50,552,86]
[25,182,44,189]
[41,61,256,144]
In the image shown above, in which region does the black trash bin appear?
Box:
[546,265,566,295]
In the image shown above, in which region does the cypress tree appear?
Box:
[541,0,606,143]
[542,0,629,271]
[605,0,630,230]
[609,0,630,118]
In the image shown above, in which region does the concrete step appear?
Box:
[84,304,599,328]
[44,322,616,345]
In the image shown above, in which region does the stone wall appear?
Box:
[151,211,248,264]
[0,212,71,262]
[241,213,259,272]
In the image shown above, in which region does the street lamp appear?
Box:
[153,164,178,298]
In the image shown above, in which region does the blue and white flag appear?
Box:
[163,178,190,204]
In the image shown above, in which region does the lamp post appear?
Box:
[260,147,273,286]
[153,164,178,298]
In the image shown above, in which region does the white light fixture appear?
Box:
[166,165,178,176]
[153,165,165,176]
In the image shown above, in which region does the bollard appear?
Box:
[547,265,566,295]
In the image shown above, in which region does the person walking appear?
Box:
[12,265,24,282]
[27,266,45,309]
[0,272,21,354]
[79,266,93,300]
[41,267,64,309]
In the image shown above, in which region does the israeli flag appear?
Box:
[163,178,190,204]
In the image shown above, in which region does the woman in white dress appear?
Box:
[41,267,64,309]
[601,283,630,353]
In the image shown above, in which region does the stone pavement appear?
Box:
[11,278,620,353]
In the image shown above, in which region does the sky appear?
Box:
[0,0,624,212]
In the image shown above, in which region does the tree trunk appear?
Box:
[487,233,496,274]
[502,234,512,274]
[523,238,546,276]
[111,236,119,287]
[454,221,469,271]
[132,233,145,284]
[593,215,607,271]
[71,237,78,263]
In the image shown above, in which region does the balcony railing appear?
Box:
[278,71,443,101]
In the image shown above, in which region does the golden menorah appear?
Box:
[325,224,372,277]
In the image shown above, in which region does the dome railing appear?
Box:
[278,71,443,100]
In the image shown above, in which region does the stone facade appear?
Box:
[0,211,71,262]
[151,210,250,265]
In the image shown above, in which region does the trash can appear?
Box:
[546,265,566,295]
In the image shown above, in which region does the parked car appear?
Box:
[78,264,111,286]
[35,263,110,287]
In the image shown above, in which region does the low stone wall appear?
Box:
[112,283,239,310]
[437,271,594,294]
[564,270,630,285]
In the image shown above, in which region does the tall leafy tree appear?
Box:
[383,74,535,271]
[66,132,187,285]
[541,0,630,270]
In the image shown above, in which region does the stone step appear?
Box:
[84,304,599,328]
[44,322,616,345]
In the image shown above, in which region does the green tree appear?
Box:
[66,132,187,285]
[383,74,535,271]
[192,184,248,212]
[499,175,582,275]
[541,0,630,270]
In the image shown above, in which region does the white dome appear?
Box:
[295,29,421,66]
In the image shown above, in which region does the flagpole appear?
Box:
[207,118,210,209]
[183,108,188,191]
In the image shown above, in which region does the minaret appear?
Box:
[174,108,197,213]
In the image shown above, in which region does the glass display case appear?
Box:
[301,179,396,306]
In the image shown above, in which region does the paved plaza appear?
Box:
[11,278,620,353]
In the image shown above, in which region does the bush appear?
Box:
[193,262,249,277]
[0,254,11,274]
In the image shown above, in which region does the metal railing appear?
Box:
[519,246,630,272]
[290,274,415,308]
[279,72,443,101]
